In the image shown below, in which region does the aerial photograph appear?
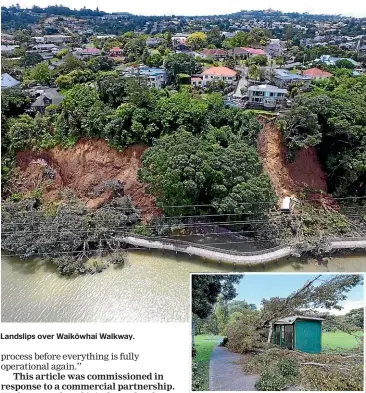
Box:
[1,1,366,322]
[191,273,364,391]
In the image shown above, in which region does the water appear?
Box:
[2,251,366,323]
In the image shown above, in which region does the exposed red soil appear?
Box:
[13,138,158,222]
[258,119,332,205]
[258,119,299,199]
[286,147,327,191]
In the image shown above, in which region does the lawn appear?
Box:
[193,334,222,391]
[322,330,363,350]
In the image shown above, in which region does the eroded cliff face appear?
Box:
[258,119,327,197]
[12,138,158,221]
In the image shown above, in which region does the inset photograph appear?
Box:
[191,273,365,391]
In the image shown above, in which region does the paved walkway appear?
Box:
[209,346,259,391]
[120,235,366,265]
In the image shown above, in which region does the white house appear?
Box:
[247,84,287,109]
[201,66,237,87]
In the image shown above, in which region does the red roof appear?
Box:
[241,47,265,55]
[191,77,203,81]
[202,48,226,56]
[202,66,237,77]
[110,47,122,51]
[302,67,333,78]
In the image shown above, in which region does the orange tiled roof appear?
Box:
[202,66,237,77]
[302,67,333,77]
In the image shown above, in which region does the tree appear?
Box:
[87,56,114,73]
[145,53,163,68]
[250,54,267,66]
[56,85,112,141]
[224,56,236,69]
[186,32,207,50]
[56,48,68,59]
[1,192,140,275]
[191,275,242,319]
[248,64,260,80]
[226,274,363,352]
[24,52,43,67]
[215,296,229,334]
[345,308,364,329]
[335,59,355,69]
[139,129,275,216]
[207,26,223,48]
[164,53,202,83]
[123,36,146,62]
[58,53,84,74]
[96,74,128,107]
[29,62,53,85]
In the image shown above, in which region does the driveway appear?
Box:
[209,345,259,391]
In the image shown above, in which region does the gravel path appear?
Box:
[209,346,259,391]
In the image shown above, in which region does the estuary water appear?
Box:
[1,251,366,323]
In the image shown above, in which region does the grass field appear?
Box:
[322,330,363,350]
[193,334,222,391]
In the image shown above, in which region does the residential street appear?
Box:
[209,345,259,391]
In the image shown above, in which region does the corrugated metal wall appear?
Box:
[295,320,322,353]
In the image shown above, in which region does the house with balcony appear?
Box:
[122,66,167,89]
[247,84,287,110]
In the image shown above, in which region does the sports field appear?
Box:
[322,330,363,350]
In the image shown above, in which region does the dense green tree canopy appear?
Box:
[282,76,366,196]
[192,275,242,319]
[138,130,276,215]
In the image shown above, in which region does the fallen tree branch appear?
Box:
[300,362,330,368]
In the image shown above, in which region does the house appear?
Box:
[247,84,287,110]
[202,66,237,87]
[191,76,203,88]
[201,48,227,61]
[265,39,284,58]
[1,73,21,89]
[241,47,266,57]
[273,316,324,354]
[33,36,45,43]
[172,33,189,45]
[1,45,19,54]
[109,47,123,57]
[146,38,163,47]
[30,88,64,113]
[81,47,101,57]
[174,43,191,53]
[31,44,59,53]
[44,35,72,44]
[302,68,333,79]
[318,55,359,68]
[233,47,249,59]
[272,69,312,89]
[123,66,167,89]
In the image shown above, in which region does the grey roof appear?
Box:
[1,45,18,52]
[33,44,59,49]
[274,315,324,325]
[31,88,64,107]
[1,73,21,89]
[248,84,287,94]
[274,69,311,81]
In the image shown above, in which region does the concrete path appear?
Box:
[209,346,259,391]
